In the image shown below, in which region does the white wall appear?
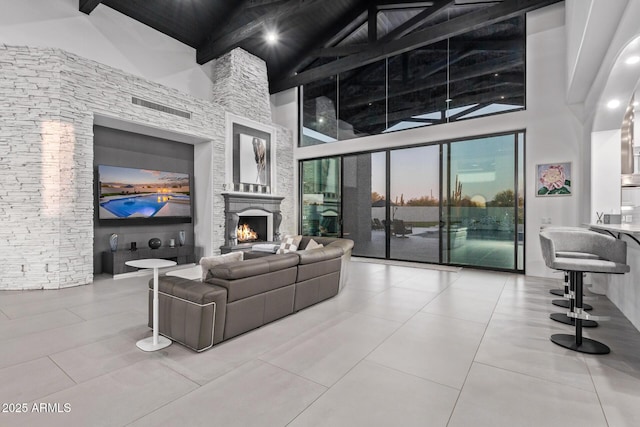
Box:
[525,4,584,278]
[273,3,581,277]
[591,130,622,221]
[0,0,214,100]
[271,88,299,142]
[564,0,628,105]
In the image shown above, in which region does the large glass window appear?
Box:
[299,132,525,272]
[339,59,387,139]
[300,18,525,146]
[301,73,338,147]
[386,42,449,133]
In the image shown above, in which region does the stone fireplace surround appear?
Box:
[223,193,284,248]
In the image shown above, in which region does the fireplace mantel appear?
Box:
[222,192,284,248]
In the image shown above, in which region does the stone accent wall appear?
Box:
[210,49,272,125]
[0,45,293,290]
[276,126,295,235]
[0,47,64,289]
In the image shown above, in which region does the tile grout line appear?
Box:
[122,358,250,427]
[583,359,612,427]
[0,312,148,372]
[285,273,462,417]
[279,274,455,426]
[365,357,462,392]
[258,360,333,427]
[47,354,78,386]
[445,272,512,427]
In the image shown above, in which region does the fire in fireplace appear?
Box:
[237,224,258,242]
[236,216,268,243]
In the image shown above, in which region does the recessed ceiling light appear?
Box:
[265,31,279,44]
[626,55,640,65]
[607,99,621,109]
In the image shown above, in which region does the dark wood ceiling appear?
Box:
[80,0,562,93]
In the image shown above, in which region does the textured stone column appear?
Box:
[209,48,271,125]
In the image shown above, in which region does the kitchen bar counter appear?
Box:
[587,223,640,331]
[588,223,640,237]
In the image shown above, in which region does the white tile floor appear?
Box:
[1,261,640,426]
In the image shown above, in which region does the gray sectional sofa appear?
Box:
[149,237,353,351]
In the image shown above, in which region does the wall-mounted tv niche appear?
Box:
[98,164,192,225]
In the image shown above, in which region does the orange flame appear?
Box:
[237,223,258,242]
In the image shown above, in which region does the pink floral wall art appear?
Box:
[536,162,571,196]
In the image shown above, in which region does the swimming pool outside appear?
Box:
[100,194,189,218]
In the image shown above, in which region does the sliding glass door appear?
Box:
[389,145,440,263]
[342,152,386,258]
[443,134,521,270]
[299,132,525,272]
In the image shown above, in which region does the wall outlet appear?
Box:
[540,217,552,224]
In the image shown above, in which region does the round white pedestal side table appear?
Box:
[125,258,177,351]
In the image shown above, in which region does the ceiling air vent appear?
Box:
[131,97,191,119]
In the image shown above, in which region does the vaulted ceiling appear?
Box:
[80,0,562,93]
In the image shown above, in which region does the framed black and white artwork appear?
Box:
[238,133,269,185]
[226,113,275,193]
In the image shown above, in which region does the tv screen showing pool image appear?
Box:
[98,165,191,221]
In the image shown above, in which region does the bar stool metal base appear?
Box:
[550,334,610,354]
[552,299,593,311]
[549,312,597,327]
[550,289,564,296]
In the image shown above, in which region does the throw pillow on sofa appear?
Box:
[200,251,243,281]
[277,234,302,254]
[304,238,324,250]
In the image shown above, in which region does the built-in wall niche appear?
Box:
[93,125,196,274]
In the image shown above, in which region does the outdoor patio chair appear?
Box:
[392,219,413,237]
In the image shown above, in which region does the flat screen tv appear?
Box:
[98,165,192,224]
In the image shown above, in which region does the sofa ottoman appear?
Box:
[149,276,227,352]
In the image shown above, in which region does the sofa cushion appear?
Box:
[297,257,342,282]
[154,276,227,305]
[296,246,343,265]
[209,267,298,302]
[294,272,340,311]
[209,253,299,280]
[299,236,354,254]
[200,252,243,281]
